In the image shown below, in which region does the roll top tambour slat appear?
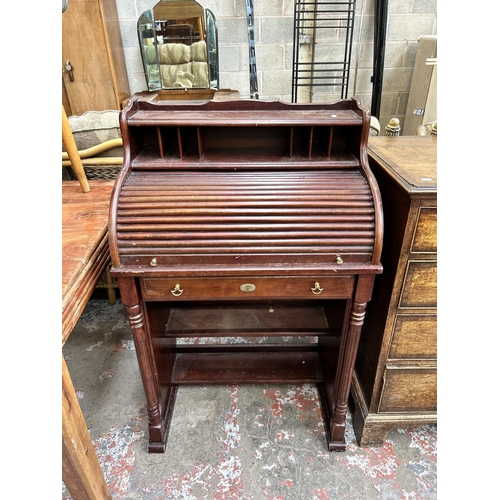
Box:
[117,248,374,255]
[114,169,375,263]
[116,224,374,232]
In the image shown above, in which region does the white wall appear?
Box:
[115,0,437,130]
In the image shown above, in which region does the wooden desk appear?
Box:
[352,136,437,446]
[62,180,115,500]
[109,98,383,453]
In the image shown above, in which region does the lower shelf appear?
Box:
[165,302,330,337]
[165,301,341,385]
[171,351,324,384]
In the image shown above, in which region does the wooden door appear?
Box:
[62,0,119,115]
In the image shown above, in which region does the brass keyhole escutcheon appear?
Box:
[171,284,183,297]
[240,284,256,293]
[336,255,344,265]
[311,282,323,294]
[150,258,158,267]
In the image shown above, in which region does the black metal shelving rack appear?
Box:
[291,0,356,103]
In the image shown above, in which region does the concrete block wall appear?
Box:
[115,0,436,130]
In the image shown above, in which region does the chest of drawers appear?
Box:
[109,97,383,452]
[352,136,437,446]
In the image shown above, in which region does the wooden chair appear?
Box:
[62,106,90,192]
[61,138,123,169]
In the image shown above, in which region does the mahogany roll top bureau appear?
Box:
[109,97,383,452]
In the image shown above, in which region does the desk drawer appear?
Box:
[388,314,437,360]
[141,276,355,301]
[379,367,437,413]
[399,260,437,308]
[411,207,437,254]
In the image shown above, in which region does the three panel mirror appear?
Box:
[138,0,219,91]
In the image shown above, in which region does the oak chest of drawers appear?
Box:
[352,136,437,446]
[109,97,383,452]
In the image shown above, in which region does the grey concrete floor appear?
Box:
[62,297,437,500]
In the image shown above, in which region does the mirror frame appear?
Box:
[137,0,219,92]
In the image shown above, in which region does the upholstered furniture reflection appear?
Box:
[157,41,208,88]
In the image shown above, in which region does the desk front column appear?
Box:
[328,274,375,450]
[118,277,165,449]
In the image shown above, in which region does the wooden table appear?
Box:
[62,180,115,500]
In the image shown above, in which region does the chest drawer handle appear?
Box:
[311,282,323,294]
[336,255,344,265]
[171,284,183,297]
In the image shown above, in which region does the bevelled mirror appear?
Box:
[137,0,219,91]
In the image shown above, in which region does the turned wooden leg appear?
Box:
[62,105,90,193]
[128,302,167,450]
[104,264,117,305]
[328,300,368,450]
[118,278,167,452]
[326,275,375,452]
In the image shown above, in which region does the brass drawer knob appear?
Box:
[311,282,323,294]
[171,284,183,297]
[150,258,158,267]
[336,255,344,265]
